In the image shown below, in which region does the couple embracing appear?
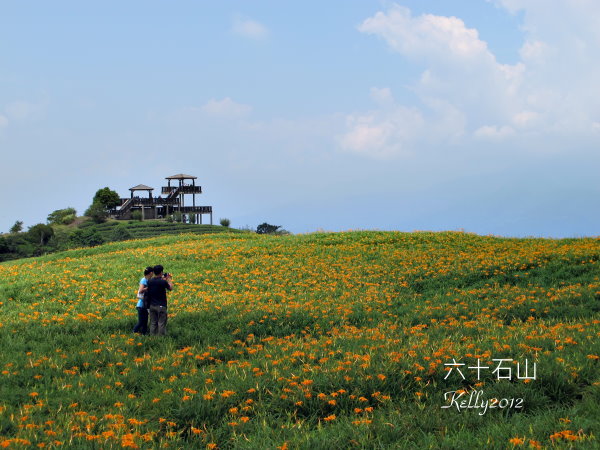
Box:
[134,265,173,335]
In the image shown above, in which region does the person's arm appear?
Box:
[165,275,173,291]
[137,282,147,297]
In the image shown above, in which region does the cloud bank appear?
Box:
[339,2,600,158]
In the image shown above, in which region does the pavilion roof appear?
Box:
[166,174,197,180]
[129,184,154,191]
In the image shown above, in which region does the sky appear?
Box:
[1,0,599,237]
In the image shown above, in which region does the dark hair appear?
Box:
[153,265,164,276]
[144,266,153,276]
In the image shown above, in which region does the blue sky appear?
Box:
[1,1,599,237]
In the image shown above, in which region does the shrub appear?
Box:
[70,228,105,247]
[220,218,231,227]
[47,227,72,251]
[131,210,143,221]
[111,225,133,242]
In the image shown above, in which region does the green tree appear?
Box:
[220,218,231,227]
[9,220,23,233]
[92,187,121,210]
[85,202,109,224]
[256,223,281,235]
[47,207,77,225]
[27,224,55,246]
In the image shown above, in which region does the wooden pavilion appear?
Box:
[110,174,213,224]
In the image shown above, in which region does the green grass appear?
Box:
[78,219,244,240]
[0,231,599,448]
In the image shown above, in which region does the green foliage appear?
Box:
[256,222,280,234]
[9,220,23,234]
[172,211,183,223]
[92,187,121,210]
[131,210,143,221]
[85,201,109,224]
[46,226,73,252]
[26,223,55,246]
[69,228,105,247]
[110,224,133,242]
[220,218,231,227]
[47,207,77,225]
[0,233,35,260]
[1,220,241,261]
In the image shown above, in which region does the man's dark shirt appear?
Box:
[147,277,172,307]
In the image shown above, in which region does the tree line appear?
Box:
[1,187,288,262]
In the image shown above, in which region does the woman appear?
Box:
[133,266,154,334]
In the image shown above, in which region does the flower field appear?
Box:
[0,231,599,448]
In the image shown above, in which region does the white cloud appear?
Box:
[338,103,424,159]
[200,97,252,118]
[232,15,269,40]
[344,2,600,158]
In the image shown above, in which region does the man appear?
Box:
[147,264,173,335]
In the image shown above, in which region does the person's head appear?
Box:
[153,265,164,276]
[144,266,154,278]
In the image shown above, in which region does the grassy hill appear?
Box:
[77,219,245,240]
[0,231,599,448]
[0,219,244,262]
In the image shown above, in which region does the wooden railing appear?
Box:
[179,206,212,213]
[129,197,179,206]
[162,185,202,195]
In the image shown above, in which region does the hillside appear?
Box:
[77,220,245,240]
[0,219,243,262]
[0,231,599,448]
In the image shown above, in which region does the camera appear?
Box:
[164,272,171,278]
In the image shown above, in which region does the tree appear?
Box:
[47,207,77,225]
[85,202,109,224]
[220,218,230,227]
[9,221,23,233]
[256,223,281,235]
[27,224,55,246]
[92,187,121,210]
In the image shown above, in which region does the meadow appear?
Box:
[0,231,599,449]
